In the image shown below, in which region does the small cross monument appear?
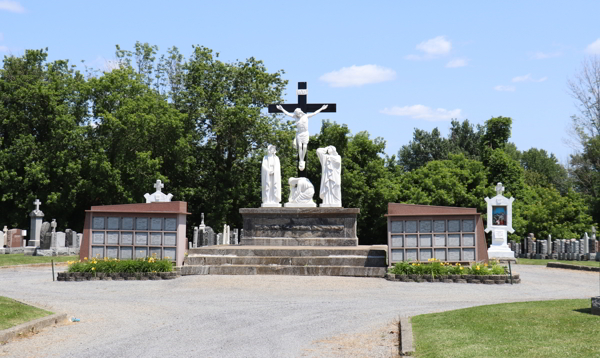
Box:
[485,182,515,260]
[144,179,174,203]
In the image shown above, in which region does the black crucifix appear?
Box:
[268,82,336,174]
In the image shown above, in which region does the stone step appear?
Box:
[180,264,387,277]
[187,245,387,258]
[240,238,358,246]
[185,255,386,267]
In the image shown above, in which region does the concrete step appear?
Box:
[240,238,358,246]
[185,255,386,267]
[180,264,387,277]
[187,245,387,258]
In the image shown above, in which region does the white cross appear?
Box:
[495,182,505,196]
[154,180,164,192]
[33,199,42,211]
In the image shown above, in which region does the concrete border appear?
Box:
[398,316,415,356]
[0,262,69,270]
[546,262,600,272]
[0,300,67,343]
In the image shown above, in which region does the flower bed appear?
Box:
[386,259,520,284]
[57,271,179,281]
[57,255,178,281]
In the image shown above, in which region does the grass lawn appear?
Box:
[412,299,600,358]
[0,254,77,267]
[518,258,600,267]
[0,296,53,330]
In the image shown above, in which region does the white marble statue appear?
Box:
[261,145,282,207]
[317,146,342,207]
[144,179,173,203]
[284,177,316,207]
[276,104,328,170]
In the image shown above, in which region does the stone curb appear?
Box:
[398,316,414,356]
[0,301,67,344]
[0,262,69,270]
[546,262,600,272]
[385,273,521,284]
[56,272,180,281]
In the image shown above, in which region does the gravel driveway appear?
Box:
[1,264,598,358]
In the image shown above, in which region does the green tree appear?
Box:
[520,148,569,193]
[397,127,449,171]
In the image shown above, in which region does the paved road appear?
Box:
[0,265,598,358]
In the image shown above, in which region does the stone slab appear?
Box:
[240,237,358,246]
[592,296,600,316]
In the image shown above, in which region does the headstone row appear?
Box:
[189,213,242,249]
[509,229,598,261]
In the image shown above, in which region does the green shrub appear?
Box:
[67,255,173,274]
[388,259,506,277]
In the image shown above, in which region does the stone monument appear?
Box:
[485,183,515,260]
[261,145,282,207]
[28,199,44,248]
[317,146,342,207]
[144,179,174,203]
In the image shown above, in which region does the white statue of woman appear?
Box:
[317,146,342,207]
[276,104,328,170]
[261,145,282,207]
[284,177,316,207]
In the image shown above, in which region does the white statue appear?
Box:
[317,146,342,207]
[276,104,328,170]
[261,145,282,207]
[284,177,316,207]
[144,179,173,203]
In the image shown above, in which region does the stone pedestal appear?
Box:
[239,208,359,246]
[487,228,515,260]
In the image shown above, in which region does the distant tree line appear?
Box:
[0,43,597,244]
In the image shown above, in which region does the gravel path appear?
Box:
[0,265,598,358]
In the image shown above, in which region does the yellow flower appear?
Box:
[484,263,488,267]
[91,267,96,271]
[83,257,88,261]
[460,267,463,270]
[476,266,480,270]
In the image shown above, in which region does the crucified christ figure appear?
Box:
[276,104,328,171]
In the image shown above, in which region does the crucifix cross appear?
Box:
[268,82,336,114]
[33,199,41,211]
[154,180,164,192]
[495,182,505,196]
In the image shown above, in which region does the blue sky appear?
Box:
[1,1,599,163]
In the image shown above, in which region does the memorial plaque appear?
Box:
[419,220,432,233]
[150,218,162,231]
[448,220,460,232]
[405,235,417,247]
[92,217,105,230]
[462,219,474,232]
[448,234,461,246]
[136,218,148,230]
[463,248,475,261]
[391,221,403,233]
[106,246,118,259]
[391,235,403,247]
[92,232,105,244]
[434,248,446,261]
[420,234,432,247]
[135,247,148,259]
[107,232,119,245]
[406,249,418,261]
[164,233,177,246]
[121,232,133,245]
[391,249,404,261]
[420,249,432,261]
[135,232,148,245]
[433,220,445,232]
[463,234,475,246]
[149,247,162,259]
[120,247,133,259]
[434,234,446,246]
[164,218,177,231]
[91,246,104,258]
[122,217,134,230]
[150,232,162,246]
[164,248,176,261]
[107,217,120,230]
[405,220,417,233]
[448,248,461,261]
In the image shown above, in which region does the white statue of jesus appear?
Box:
[317,146,342,207]
[276,104,328,170]
[261,145,281,207]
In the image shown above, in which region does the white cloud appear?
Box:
[380,104,461,121]
[0,1,25,13]
[319,64,396,87]
[446,58,468,68]
[512,74,547,83]
[494,85,516,92]
[416,36,452,56]
[585,38,600,54]
[530,51,561,59]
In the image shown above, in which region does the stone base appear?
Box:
[487,246,515,259]
[283,202,317,208]
[261,203,282,208]
[319,203,341,208]
[240,207,359,244]
[35,248,80,256]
